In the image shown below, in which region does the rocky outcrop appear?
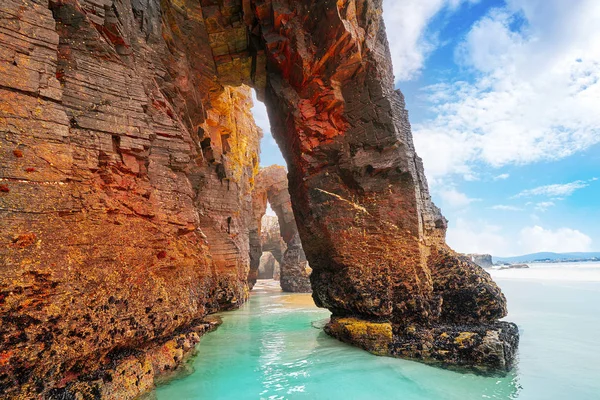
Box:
[42,317,221,399]
[249,166,311,292]
[251,0,517,374]
[467,253,494,268]
[257,252,279,280]
[0,0,518,397]
[260,215,285,267]
[0,0,258,397]
[499,264,529,270]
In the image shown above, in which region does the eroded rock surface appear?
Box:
[249,166,311,292]
[245,0,516,374]
[257,251,279,280]
[0,0,518,397]
[0,0,258,397]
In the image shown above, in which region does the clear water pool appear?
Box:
[154,264,600,399]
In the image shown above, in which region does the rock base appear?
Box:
[32,318,221,400]
[325,317,519,376]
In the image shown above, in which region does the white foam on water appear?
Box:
[488,262,600,282]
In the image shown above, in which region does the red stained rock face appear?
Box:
[216,0,517,375]
[0,0,517,397]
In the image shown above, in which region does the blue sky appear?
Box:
[253,0,600,256]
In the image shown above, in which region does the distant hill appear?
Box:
[493,252,600,263]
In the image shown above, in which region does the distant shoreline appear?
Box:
[492,251,600,264]
[495,258,600,266]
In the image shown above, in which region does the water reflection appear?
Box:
[155,282,521,399]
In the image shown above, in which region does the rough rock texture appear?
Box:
[260,215,285,267]
[257,251,279,280]
[249,166,311,292]
[248,0,518,374]
[258,215,284,280]
[466,253,494,268]
[0,0,518,397]
[44,317,221,399]
[272,257,281,281]
[0,0,259,397]
[326,316,519,375]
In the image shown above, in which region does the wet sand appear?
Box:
[253,279,317,308]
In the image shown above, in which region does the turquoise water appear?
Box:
[154,263,600,399]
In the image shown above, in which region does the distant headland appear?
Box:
[494,252,600,264]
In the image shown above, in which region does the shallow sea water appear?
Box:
[154,263,600,399]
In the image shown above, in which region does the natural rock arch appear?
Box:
[0,0,518,397]
[208,0,517,374]
[257,248,280,280]
[249,165,311,292]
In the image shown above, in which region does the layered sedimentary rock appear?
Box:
[259,215,285,278]
[261,215,285,266]
[0,0,259,397]
[0,0,518,397]
[249,166,311,292]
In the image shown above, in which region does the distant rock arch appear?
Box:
[249,165,311,292]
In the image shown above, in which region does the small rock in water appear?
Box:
[499,264,529,270]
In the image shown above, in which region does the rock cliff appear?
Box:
[0,0,518,398]
[466,253,494,268]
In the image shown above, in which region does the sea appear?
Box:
[152,262,600,400]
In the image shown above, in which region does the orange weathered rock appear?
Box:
[0,0,257,397]
[0,0,518,398]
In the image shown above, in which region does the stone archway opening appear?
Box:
[249,167,312,292]
[204,0,517,374]
[248,87,311,292]
[257,250,280,280]
[257,212,282,281]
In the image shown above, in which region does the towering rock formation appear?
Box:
[250,1,517,375]
[0,0,518,398]
[249,166,311,292]
[0,0,259,397]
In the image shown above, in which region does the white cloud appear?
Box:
[413,0,600,179]
[534,201,555,212]
[447,219,593,256]
[491,205,522,211]
[438,187,480,208]
[514,180,589,198]
[447,218,511,255]
[518,225,593,254]
[382,0,479,82]
[494,173,510,180]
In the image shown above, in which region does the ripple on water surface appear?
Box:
[155,272,600,400]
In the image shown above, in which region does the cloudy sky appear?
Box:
[253,0,600,257]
